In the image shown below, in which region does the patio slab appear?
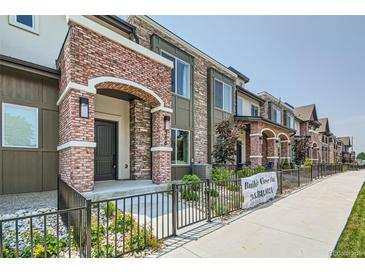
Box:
[83,179,171,201]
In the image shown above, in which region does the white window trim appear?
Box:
[160,50,191,99]
[2,103,39,149]
[287,113,295,129]
[271,104,282,124]
[9,15,40,34]
[237,96,244,116]
[171,128,190,166]
[251,103,259,117]
[214,78,232,114]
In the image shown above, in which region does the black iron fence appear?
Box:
[0,163,360,258]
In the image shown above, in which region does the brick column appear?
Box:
[151,110,172,183]
[58,89,95,192]
[267,137,279,169]
[249,134,263,166]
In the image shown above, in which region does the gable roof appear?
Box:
[338,136,352,147]
[294,104,319,122]
[317,118,330,133]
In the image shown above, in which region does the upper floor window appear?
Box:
[237,96,244,116]
[161,51,190,98]
[251,104,259,116]
[2,103,38,148]
[9,15,39,34]
[287,113,295,129]
[214,79,232,113]
[294,122,300,136]
[271,105,282,124]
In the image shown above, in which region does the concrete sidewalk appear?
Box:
[157,170,365,258]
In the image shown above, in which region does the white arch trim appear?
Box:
[277,132,290,140]
[57,77,173,113]
[261,128,276,137]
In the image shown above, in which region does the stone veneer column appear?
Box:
[151,110,172,183]
[58,89,96,192]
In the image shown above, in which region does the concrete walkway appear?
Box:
[157,170,365,258]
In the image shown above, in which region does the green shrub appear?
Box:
[109,211,135,234]
[210,167,232,184]
[304,159,312,167]
[182,174,201,191]
[206,189,219,197]
[181,189,199,201]
[227,183,240,192]
[103,201,116,218]
[237,165,266,178]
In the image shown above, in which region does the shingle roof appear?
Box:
[338,136,352,146]
[317,118,330,133]
[294,104,318,121]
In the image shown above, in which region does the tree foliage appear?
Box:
[292,138,309,166]
[211,120,244,164]
[357,152,365,160]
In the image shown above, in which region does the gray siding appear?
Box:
[207,68,235,163]
[0,66,59,194]
[151,35,194,180]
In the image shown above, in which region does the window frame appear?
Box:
[160,49,191,99]
[9,15,40,34]
[171,128,190,166]
[237,96,244,116]
[251,104,259,117]
[2,102,39,149]
[214,78,232,113]
[287,112,295,129]
[271,104,282,124]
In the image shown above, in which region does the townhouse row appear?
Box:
[0,15,355,194]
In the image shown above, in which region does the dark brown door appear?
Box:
[95,119,117,181]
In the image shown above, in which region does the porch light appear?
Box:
[79,97,89,118]
[164,116,171,130]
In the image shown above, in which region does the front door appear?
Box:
[95,119,117,181]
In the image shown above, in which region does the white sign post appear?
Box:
[241,171,278,209]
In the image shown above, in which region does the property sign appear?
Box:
[241,172,278,209]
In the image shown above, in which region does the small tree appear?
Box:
[211,120,243,164]
[357,152,365,161]
[292,138,309,166]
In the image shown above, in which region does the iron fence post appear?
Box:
[310,165,313,181]
[206,179,212,222]
[278,170,283,194]
[297,167,300,187]
[85,199,92,258]
[57,175,60,210]
[0,222,3,258]
[171,184,178,236]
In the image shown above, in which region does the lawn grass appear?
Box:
[332,182,365,258]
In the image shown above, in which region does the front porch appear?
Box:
[83,179,170,201]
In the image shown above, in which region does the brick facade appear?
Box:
[58,22,172,191]
[127,16,235,165]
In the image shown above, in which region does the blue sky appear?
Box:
[145,16,365,153]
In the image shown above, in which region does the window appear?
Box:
[294,121,300,135]
[251,104,259,116]
[2,103,38,148]
[214,79,232,113]
[171,129,190,165]
[271,105,282,124]
[237,96,244,116]
[287,113,295,129]
[9,15,39,34]
[161,51,190,98]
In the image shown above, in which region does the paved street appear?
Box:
[157,170,365,258]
